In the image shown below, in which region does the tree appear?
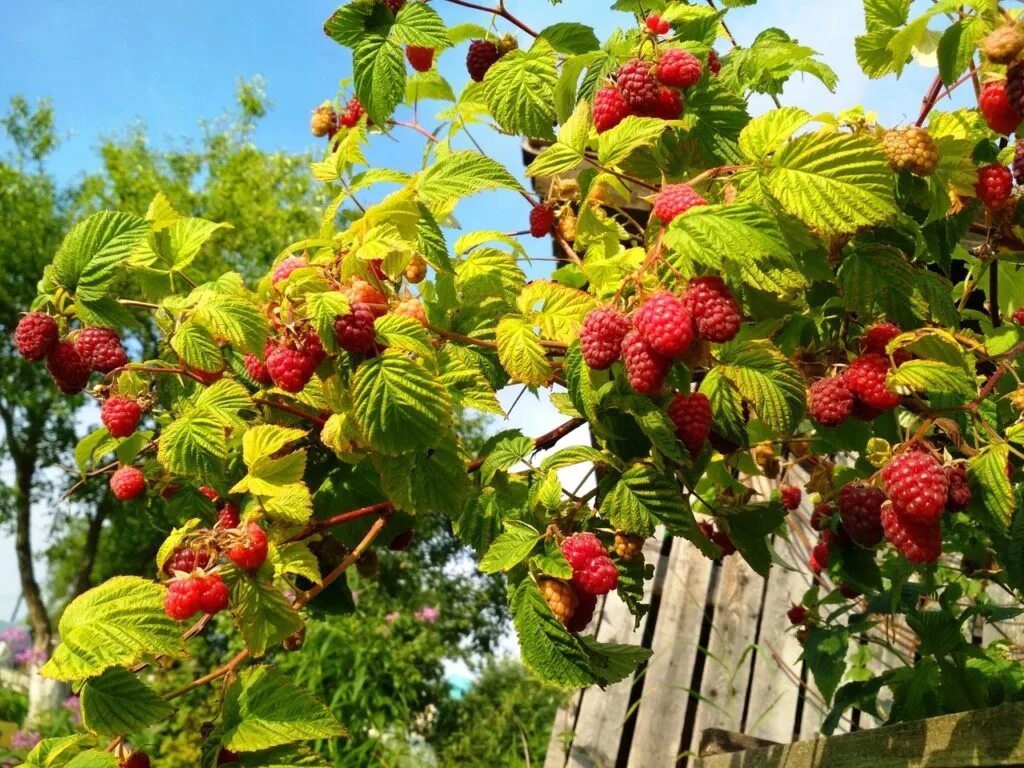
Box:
[14,0,1024,765]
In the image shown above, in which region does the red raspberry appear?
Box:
[657,49,703,89]
[301,329,326,365]
[861,322,902,355]
[381,0,405,12]
[652,86,683,120]
[881,450,948,522]
[646,13,670,35]
[1006,62,1024,115]
[217,502,241,529]
[467,39,500,82]
[199,486,219,502]
[14,312,58,361]
[163,577,204,620]
[47,341,91,394]
[529,204,555,237]
[616,59,660,114]
[1014,307,1024,325]
[780,485,801,510]
[339,98,365,128]
[121,752,151,768]
[265,343,318,392]
[101,397,142,438]
[634,291,694,357]
[652,183,707,224]
[227,522,269,571]
[540,578,578,626]
[572,558,618,596]
[844,353,900,411]
[579,307,630,370]
[980,80,1022,135]
[976,163,1014,208]
[110,466,146,501]
[810,502,833,531]
[787,604,807,625]
[334,302,377,354]
[668,392,712,457]
[881,502,942,564]
[621,328,671,395]
[163,547,212,576]
[593,86,629,133]
[567,591,598,633]
[75,327,128,373]
[244,352,273,385]
[682,276,742,342]
[808,376,854,427]
[944,463,972,512]
[823,525,853,550]
[561,532,607,570]
[272,255,307,286]
[406,45,434,72]
[837,483,886,548]
[711,526,736,556]
[707,49,721,76]
[809,539,829,573]
[198,573,230,614]
[1015,142,1024,186]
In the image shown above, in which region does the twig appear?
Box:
[439,0,538,37]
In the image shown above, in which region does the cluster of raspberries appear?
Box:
[579,276,742,396]
[593,48,717,133]
[808,322,907,428]
[465,35,517,82]
[16,312,129,394]
[540,532,624,632]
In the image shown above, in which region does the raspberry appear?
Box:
[982,24,1024,64]
[163,547,212,576]
[101,397,142,438]
[592,86,629,133]
[467,39,500,82]
[944,463,971,512]
[844,353,900,411]
[347,278,388,315]
[218,749,241,766]
[339,98,365,128]
[668,391,712,457]
[810,502,833,531]
[163,577,204,620]
[47,341,91,394]
[780,485,801,510]
[837,483,886,548]
[881,450,948,522]
[561,532,607,570]
[634,291,694,357]
[617,59,660,114]
[227,522,269,571]
[838,583,861,599]
[657,49,703,89]
[567,591,598,633]
[652,183,707,224]
[380,0,405,11]
[975,163,1013,208]
[980,81,1022,135]
[787,604,806,625]
[540,578,578,626]
[388,529,414,551]
[652,86,684,120]
[393,298,427,325]
[681,276,742,343]
[198,573,230,614]
[1007,63,1024,116]
[334,302,377,353]
[809,539,829,573]
[199,486,219,503]
[613,532,644,560]
[265,343,318,392]
[861,322,902,355]
[406,45,434,72]
[1015,142,1024,186]
[529,204,554,237]
[710,525,736,556]
[707,49,721,76]
[881,502,942,564]
[121,752,151,768]
[495,34,518,57]
[881,126,940,176]
[808,376,854,427]
[404,254,427,283]
[622,328,671,395]
[244,352,273,385]
[645,13,670,35]
[75,327,127,373]
[579,307,630,370]
[110,466,146,501]
[14,312,58,361]
[217,502,241,529]
[310,105,337,138]
[572,558,619,596]
[272,255,307,286]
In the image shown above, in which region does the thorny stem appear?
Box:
[439,0,538,37]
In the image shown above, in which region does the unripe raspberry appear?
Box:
[110,466,146,501]
[164,577,204,620]
[339,98,365,128]
[244,352,273,385]
[567,591,598,633]
[579,307,630,370]
[265,342,318,392]
[404,254,427,283]
[616,59,660,114]
[810,502,833,532]
[75,327,128,373]
[982,24,1024,64]
[540,578,578,626]
[622,328,671,395]
[121,752,151,768]
[217,502,241,529]
[272,255,307,286]
[529,204,555,237]
[406,45,434,72]
[944,463,971,512]
[975,163,1014,208]
[227,522,269,571]
[980,81,1022,135]
[707,49,721,76]
[787,604,807,626]
[652,183,707,224]
[593,86,629,133]
[495,34,518,57]
[881,502,942,564]
[681,276,742,343]
[668,391,712,457]
[47,341,91,394]
[101,397,142,438]
[645,14,670,36]
[613,532,644,560]
[837,483,886,548]
[780,485,801,510]
[393,297,427,325]
[652,86,684,120]
[163,547,212,576]
[467,39,500,82]
[809,538,829,573]
[561,532,607,570]
[347,278,388,315]
[310,105,337,138]
[844,353,900,411]
[881,126,940,176]
[657,49,703,89]
[881,450,948,522]
[198,573,230,614]
[808,376,854,427]
[14,312,58,361]
[634,291,694,358]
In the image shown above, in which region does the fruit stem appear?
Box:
[439,0,538,37]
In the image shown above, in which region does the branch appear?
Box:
[439,0,538,37]
[467,416,587,472]
[968,340,1024,411]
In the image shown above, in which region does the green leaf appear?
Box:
[172,319,223,373]
[63,752,119,768]
[50,211,150,300]
[598,116,671,166]
[352,34,405,125]
[79,667,174,737]
[615,395,685,463]
[42,577,183,682]
[719,503,787,576]
[803,626,850,704]
[712,340,806,434]
[479,521,542,573]
[271,542,322,585]
[887,359,975,402]
[159,411,228,477]
[517,280,596,344]
[378,440,469,513]
[968,444,1013,529]
[390,1,448,47]
[526,100,590,177]
[194,294,267,356]
[480,432,534,484]
[538,22,599,54]
[418,150,524,202]
[195,378,254,431]
[225,567,304,657]
[221,666,346,752]
[864,0,911,31]
[438,345,504,415]
[242,425,307,465]
[602,464,684,538]
[938,17,989,86]
[484,39,558,140]
[405,71,455,103]
[496,315,553,387]
[565,341,603,423]
[739,107,812,161]
[22,735,95,768]
[455,247,525,303]
[351,351,452,455]
[1003,487,1024,594]
[167,217,233,271]
[540,445,614,473]
[533,538,574,579]
[373,314,434,358]
[578,635,653,686]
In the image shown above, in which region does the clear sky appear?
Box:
[0,0,971,621]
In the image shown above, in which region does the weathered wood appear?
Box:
[982,581,1024,648]
[697,702,1024,768]
[699,729,781,757]
[627,538,716,768]
[544,690,583,768]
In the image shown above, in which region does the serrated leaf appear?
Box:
[496,315,553,387]
[517,280,596,344]
[713,340,806,433]
[80,667,174,737]
[390,1,448,47]
[534,538,574,579]
[483,38,558,140]
[739,107,812,161]
[373,314,434,358]
[168,217,233,271]
[602,464,684,539]
[378,440,469,513]
[64,752,119,768]
[352,33,405,125]
[438,345,504,415]
[195,378,253,430]
[225,567,303,657]
[803,626,850,704]
[50,211,150,301]
[159,412,228,477]
[455,247,525,303]
[172,319,223,373]
[405,70,455,103]
[598,116,671,167]
[418,150,524,202]
[479,521,542,573]
[540,445,614,473]
[538,22,599,54]
[480,433,534,484]
[271,542,322,585]
[242,425,307,465]
[565,341,603,423]
[887,359,975,402]
[968,444,1013,529]
[23,735,95,768]
[193,294,267,355]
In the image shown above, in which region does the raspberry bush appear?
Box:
[20,1,1024,763]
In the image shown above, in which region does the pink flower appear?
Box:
[13,646,48,667]
[11,730,41,749]
[63,694,82,726]
[414,606,440,623]
[384,611,401,624]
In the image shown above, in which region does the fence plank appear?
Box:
[983,582,1024,648]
